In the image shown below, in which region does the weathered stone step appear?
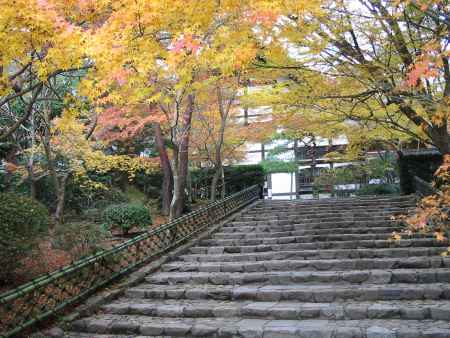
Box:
[204,232,431,246]
[146,268,450,286]
[256,195,415,203]
[188,238,447,254]
[64,334,170,338]
[239,207,410,218]
[103,298,450,321]
[179,246,445,262]
[250,201,415,212]
[214,226,404,238]
[241,211,411,220]
[162,256,449,273]
[125,283,450,302]
[245,208,413,216]
[231,215,397,225]
[228,219,398,228]
[242,212,409,219]
[70,314,450,337]
[63,335,152,338]
[219,224,402,235]
[223,219,399,231]
[254,196,414,205]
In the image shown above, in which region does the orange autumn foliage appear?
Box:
[393,155,450,255]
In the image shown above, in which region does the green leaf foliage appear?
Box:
[192,165,265,195]
[103,203,152,234]
[0,193,49,284]
[260,160,297,174]
[356,184,400,196]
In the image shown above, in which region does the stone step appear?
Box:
[223,219,400,231]
[125,283,450,302]
[179,246,445,262]
[70,315,450,337]
[239,207,410,217]
[231,215,398,225]
[214,226,405,239]
[259,195,414,202]
[162,256,449,273]
[254,197,415,205]
[228,219,399,228]
[238,207,411,218]
[245,208,413,216]
[203,232,431,246]
[102,298,450,321]
[188,238,447,255]
[249,201,415,211]
[146,268,450,286]
[64,334,165,338]
[218,224,402,235]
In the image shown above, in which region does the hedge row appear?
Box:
[192,164,265,195]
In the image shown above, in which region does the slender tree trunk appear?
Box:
[27,166,37,199]
[187,166,193,205]
[28,108,37,199]
[210,163,221,202]
[54,174,68,224]
[169,149,179,220]
[220,166,225,199]
[210,85,231,202]
[42,110,67,225]
[154,123,173,216]
[173,136,190,217]
[170,94,194,220]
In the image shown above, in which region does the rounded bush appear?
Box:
[356,184,400,196]
[103,203,152,234]
[0,193,50,283]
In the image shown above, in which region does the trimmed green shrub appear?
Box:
[192,164,265,197]
[103,203,152,234]
[356,184,400,196]
[224,165,265,194]
[0,193,50,284]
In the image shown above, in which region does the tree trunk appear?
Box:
[169,151,180,221]
[154,123,173,216]
[169,94,194,220]
[42,111,67,225]
[54,174,68,224]
[187,166,193,205]
[210,164,222,202]
[220,166,226,199]
[430,125,449,155]
[27,166,37,199]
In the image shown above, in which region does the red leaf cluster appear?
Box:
[171,34,202,55]
[96,106,163,142]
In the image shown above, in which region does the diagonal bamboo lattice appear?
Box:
[0,185,261,338]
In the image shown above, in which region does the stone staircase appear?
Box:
[64,195,450,338]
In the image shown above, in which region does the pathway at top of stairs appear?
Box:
[63,195,450,338]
